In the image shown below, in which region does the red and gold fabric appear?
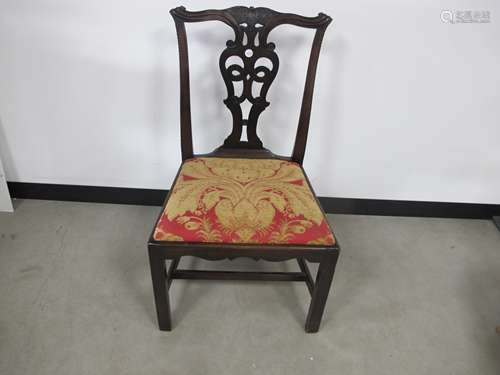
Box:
[153,157,335,246]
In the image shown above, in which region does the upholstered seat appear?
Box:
[154,157,335,246]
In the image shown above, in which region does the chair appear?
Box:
[148,6,340,333]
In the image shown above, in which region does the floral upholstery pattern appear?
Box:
[153,157,335,246]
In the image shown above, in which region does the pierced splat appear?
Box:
[218,7,280,149]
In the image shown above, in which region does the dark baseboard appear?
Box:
[7,181,500,219]
[7,182,166,207]
[318,197,499,219]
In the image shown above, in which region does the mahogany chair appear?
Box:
[148,6,340,333]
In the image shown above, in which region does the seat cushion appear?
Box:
[153,157,335,246]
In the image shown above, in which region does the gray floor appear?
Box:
[1,199,499,375]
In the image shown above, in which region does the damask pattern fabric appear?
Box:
[153,157,335,246]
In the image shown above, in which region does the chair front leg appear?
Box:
[148,247,172,331]
[304,252,339,333]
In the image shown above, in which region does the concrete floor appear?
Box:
[0,199,499,375]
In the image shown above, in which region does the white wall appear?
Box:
[0,0,499,203]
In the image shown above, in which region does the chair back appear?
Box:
[171,6,332,164]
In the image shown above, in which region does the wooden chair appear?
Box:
[148,6,340,333]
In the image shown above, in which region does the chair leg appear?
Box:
[304,253,339,333]
[148,248,172,331]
